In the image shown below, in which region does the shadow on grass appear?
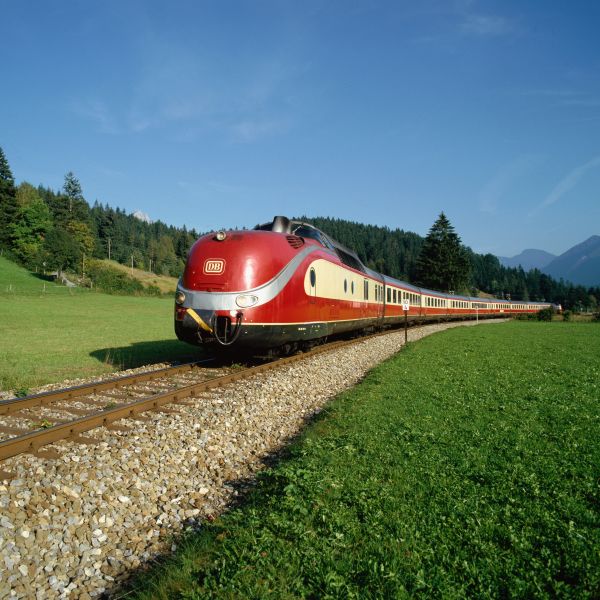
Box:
[90,339,207,369]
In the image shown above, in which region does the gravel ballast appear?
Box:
[0,320,505,599]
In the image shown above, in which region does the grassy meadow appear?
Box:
[0,257,201,393]
[129,322,600,599]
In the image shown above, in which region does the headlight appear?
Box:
[215,230,227,241]
[175,291,186,305]
[236,294,258,308]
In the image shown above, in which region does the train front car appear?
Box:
[174,216,371,351]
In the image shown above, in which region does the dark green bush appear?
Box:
[592,312,600,322]
[86,261,154,296]
[514,313,535,321]
[537,307,554,321]
[562,309,571,321]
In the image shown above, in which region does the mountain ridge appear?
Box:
[543,235,600,286]
[499,249,556,271]
[499,236,600,286]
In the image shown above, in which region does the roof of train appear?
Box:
[255,216,552,306]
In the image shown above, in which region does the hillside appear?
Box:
[0,255,80,295]
[543,235,600,286]
[101,260,178,294]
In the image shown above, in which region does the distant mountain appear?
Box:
[542,235,600,286]
[498,249,556,271]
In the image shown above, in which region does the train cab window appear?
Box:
[344,279,348,293]
[292,225,329,248]
[310,268,316,288]
[351,281,355,295]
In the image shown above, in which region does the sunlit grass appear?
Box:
[127,322,600,599]
[0,258,201,392]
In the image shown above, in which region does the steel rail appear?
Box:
[0,359,214,416]
[0,316,501,471]
[0,334,381,465]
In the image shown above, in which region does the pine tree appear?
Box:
[0,146,18,249]
[413,212,471,293]
[63,171,83,214]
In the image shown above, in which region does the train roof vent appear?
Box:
[286,235,305,249]
[336,248,366,273]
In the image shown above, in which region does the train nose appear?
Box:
[178,307,215,333]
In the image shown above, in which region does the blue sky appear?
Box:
[1,0,599,257]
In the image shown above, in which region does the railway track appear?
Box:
[0,331,396,480]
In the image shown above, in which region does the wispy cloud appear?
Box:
[71,99,120,134]
[410,3,517,45]
[460,14,514,36]
[72,38,298,144]
[230,118,291,144]
[479,154,542,214]
[517,88,600,108]
[531,156,600,215]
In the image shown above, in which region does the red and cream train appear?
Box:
[174,216,554,350]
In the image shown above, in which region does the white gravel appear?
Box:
[0,319,506,599]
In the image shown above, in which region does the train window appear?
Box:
[310,268,316,288]
[364,280,369,300]
[293,225,325,246]
[387,288,391,303]
[393,289,397,303]
[351,281,354,295]
[344,279,347,293]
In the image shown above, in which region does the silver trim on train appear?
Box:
[176,244,334,311]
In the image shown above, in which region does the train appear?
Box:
[174,216,555,352]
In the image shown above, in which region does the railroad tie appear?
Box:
[0,470,15,481]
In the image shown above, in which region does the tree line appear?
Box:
[0,147,198,280]
[0,146,597,309]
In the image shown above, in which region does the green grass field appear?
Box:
[128,322,600,599]
[0,257,201,393]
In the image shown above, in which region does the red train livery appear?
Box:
[174,216,554,350]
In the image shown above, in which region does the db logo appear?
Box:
[203,259,225,275]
